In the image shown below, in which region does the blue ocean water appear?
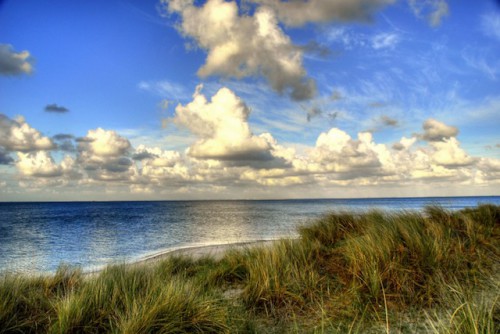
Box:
[0,196,498,274]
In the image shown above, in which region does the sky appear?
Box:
[0,0,499,201]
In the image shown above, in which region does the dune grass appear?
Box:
[0,204,498,333]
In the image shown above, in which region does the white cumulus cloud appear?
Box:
[429,138,474,167]
[172,85,278,163]
[77,128,134,181]
[164,0,316,101]
[80,128,131,157]
[16,151,63,178]
[0,114,54,152]
[311,129,387,177]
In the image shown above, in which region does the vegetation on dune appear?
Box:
[0,204,498,333]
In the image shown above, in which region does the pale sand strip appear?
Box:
[138,239,280,264]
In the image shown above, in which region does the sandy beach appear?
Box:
[137,239,279,264]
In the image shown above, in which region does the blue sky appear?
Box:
[0,0,499,201]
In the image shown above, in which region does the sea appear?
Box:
[1,196,498,275]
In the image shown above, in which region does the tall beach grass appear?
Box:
[1,204,498,333]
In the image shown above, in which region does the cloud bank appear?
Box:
[2,84,498,198]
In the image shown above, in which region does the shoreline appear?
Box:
[83,239,283,276]
[138,239,280,263]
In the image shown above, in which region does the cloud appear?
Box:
[0,114,54,152]
[79,128,131,157]
[100,157,133,173]
[380,115,398,127]
[476,158,500,182]
[392,136,417,151]
[286,119,481,185]
[462,49,500,81]
[330,90,343,101]
[52,134,76,152]
[250,0,394,27]
[429,138,474,167]
[327,28,400,51]
[76,128,135,181]
[53,134,74,141]
[307,107,322,122]
[408,0,449,27]
[159,99,170,110]
[75,136,95,143]
[0,44,34,76]
[299,41,331,58]
[0,148,13,165]
[481,12,500,41]
[44,104,69,113]
[3,113,499,196]
[326,27,368,49]
[311,129,385,176]
[367,115,399,132]
[163,0,450,105]
[138,80,188,99]
[134,145,191,184]
[420,118,458,142]
[371,33,400,49]
[134,145,181,167]
[15,152,81,189]
[172,85,279,163]
[132,151,157,161]
[16,151,63,177]
[328,111,340,121]
[428,1,448,26]
[165,0,316,101]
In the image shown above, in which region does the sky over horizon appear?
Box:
[0,0,499,201]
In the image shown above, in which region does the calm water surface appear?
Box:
[1,196,498,274]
